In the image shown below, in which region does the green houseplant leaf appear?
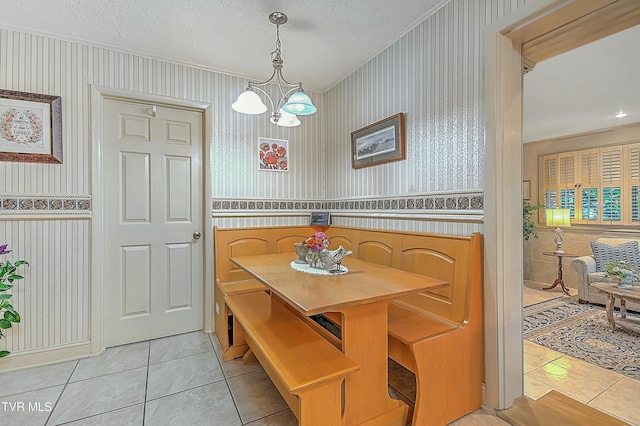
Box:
[523,201,543,240]
[0,244,28,357]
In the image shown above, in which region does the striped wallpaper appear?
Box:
[0,0,530,362]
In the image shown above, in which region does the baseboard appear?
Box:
[0,341,94,372]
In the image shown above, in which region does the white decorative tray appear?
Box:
[290,261,348,275]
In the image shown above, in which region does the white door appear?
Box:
[103,99,204,346]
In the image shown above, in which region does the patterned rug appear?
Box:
[524,298,640,379]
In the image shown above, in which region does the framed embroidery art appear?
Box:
[0,89,63,163]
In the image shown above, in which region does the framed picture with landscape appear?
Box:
[351,112,405,169]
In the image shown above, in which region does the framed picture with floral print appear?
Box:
[0,89,63,164]
[258,137,288,172]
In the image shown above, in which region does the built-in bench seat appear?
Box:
[224,291,359,426]
[324,227,483,426]
[214,226,316,360]
[214,225,483,426]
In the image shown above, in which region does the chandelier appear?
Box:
[232,12,317,127]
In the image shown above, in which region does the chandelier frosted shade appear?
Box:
[282,91,317,115]
[231,90,267,114]
[232,12,316,126]
[270,109,301,127]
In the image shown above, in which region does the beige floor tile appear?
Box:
[523,375,553,400]
[449,409,509,425]
[227,368,289,424]
[524,353,548,373]
[244,409,298,425]
[526,363,612,404]
[523,340,564,362]
[589,377,640,425]
[523,285,561,307]
[551,355,623,387]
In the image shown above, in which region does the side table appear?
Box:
[542,252,578,296]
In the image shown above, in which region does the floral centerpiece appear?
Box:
[0,244,29,357]
[604,261,640,287]
[304,232,330,268]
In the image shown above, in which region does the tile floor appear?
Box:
[523,281,640,425]
[0,284,637,425]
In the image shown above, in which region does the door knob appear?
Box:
[193,231,201,239]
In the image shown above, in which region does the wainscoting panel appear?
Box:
[0,219,90,356]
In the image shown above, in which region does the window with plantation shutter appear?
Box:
[542,155,558,210]
[538,142,640,226]
[558,153,576,219]
[578,149,599,223]
[628,144,640,222]
[601,147,622,223]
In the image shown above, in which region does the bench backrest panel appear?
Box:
[274,227,314,253]
[357,230,402,268]
[397,234,470,325]
[215,228,272,284]
[324,228,360,255]
[215,226,315,284]
[325,227,479,326]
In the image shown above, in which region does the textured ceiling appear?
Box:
[0,0,450,92]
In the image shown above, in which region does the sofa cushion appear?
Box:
[590,240,640,272]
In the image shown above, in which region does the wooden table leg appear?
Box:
[339,301,409,426]
[620,298,627,319]
[542,256,571,296]
[605,294,616,332]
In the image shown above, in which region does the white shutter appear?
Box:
[542,155,558,209]
[628,144,640,222]
[601,146,623,223]
[578,149,599,223]
[557,153,576,219]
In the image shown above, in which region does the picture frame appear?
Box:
[351,112,405,169]
[0,89,63,164]
[522,180,531,200]
[258,137,288,172]
[310,211,331,226]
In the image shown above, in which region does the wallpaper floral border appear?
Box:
[1,193,483,216]
[0,196,91,214]
[212,193,483,212]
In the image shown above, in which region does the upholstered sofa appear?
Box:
[570,237,640,312]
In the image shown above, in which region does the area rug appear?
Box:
[524,298,640,379]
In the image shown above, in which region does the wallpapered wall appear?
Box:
[0,0,530,362]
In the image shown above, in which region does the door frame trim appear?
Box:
[484,0,639,410]
[90,85,213,354]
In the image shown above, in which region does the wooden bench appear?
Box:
[224,291,359,426]
[215,225,483,425]
[324,227,483,426]
[214,226,316,360]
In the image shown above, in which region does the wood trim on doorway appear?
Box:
[484,0,640,412]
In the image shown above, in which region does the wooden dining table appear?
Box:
[231,252,447,426]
